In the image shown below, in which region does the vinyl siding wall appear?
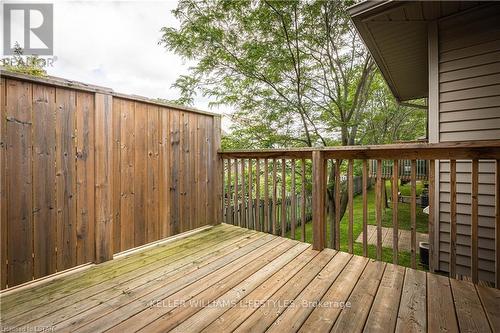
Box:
[437,4,500,283]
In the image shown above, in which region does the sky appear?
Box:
[2,0,231,129]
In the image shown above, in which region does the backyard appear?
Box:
[288,181,428,269]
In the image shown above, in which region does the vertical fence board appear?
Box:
[146,105,159,242]
[234,158,239,227]
[158,108,170,238]
[55,88,77,271]
[75,91,95,265]
[170,110,180,234]
[32,85,57,278]
[214,116,222,225]
[94,93,113,263]
[190,113,198,230]
[119,100,135,251]
[133,102,147,246]
[112,98,121,252]
[0,78,6,289]
[6,80,33,285]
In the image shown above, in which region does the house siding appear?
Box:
[437,4,500,283]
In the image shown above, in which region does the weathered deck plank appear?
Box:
[1,224,498,333]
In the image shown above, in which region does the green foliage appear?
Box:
[161,0,382,149]
[4,42,47,77]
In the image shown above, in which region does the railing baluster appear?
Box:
[255,158,261,232]
[393,159,399,265]
[226,158,234,224]
[450,159,457,278]
[234,159,239,227]
[264,159,269,234]
[291,159,296,240]
[222,159,226,224]
[411,159,417,269]
[281,159,286,237]
[272,159,278,235]
[335,159,341,250]
[312,151,326,250]
[241,159,247,229]
[348,160,354,254]
[496,159,500,288]
[472,159,479,283]
[248,158,253,230]
[301,159,306,242]
[376,159,383,261]
[362,160,368,257]
[429,159,435,272]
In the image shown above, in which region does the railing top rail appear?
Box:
[219,140,500,160]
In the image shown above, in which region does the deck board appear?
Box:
[1,224,498,333]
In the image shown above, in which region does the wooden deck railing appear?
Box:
[219,140,500,287]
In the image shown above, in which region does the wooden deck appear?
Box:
[1,224,499,333]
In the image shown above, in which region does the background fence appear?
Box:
[0,71,221,289]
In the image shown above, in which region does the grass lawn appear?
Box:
[287,181,428,269]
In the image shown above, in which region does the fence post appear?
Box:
[312,150,326,250]
[94,93,114,263]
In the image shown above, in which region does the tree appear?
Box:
[160,0,422,222]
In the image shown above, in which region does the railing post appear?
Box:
[312,150,326,251]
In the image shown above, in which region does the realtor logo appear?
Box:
[3,3,53,55]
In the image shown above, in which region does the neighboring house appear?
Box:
[350,1,500,284]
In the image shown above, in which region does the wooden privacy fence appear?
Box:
[0,71,221,290]
[220,141,500,287]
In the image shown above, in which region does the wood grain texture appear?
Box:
[6,79,33,286]
[410,160,416,269]
[450,159,457,277]
[55,88,77,271]
[348,159,354,254]
[0,78,6,289]
[335,159,341,250]
[111,98,121,252]
[75,91,95,265]
[32,84,57,278]
[395,268,427,333]
[146,105,159,243]
[119,99,135,251]
[312,151,326,250]
[133,102,147,245]
[376,160,383,261]
[363,160,368,257]
[427,273,459,333]
[392,160,399,264]
[94,93,113,263]
[471,158,479,283]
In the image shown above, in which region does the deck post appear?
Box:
[312,150,326,250]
